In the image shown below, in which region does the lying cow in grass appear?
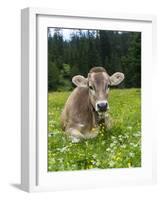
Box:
[61,67,124,142]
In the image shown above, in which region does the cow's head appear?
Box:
[72,67,124,113]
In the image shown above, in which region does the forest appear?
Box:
[48,28,141,91]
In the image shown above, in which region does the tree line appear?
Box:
[48,28,141,91]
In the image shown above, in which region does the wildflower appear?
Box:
[110,143,115,148]
[124,134,129,138]
[130,143,138,148]
[127,126,132,130]
[116,157,121,161]
[106,148,111,152]
[92,154,97,158]
[121,144,126,149]
[133,132,141,137]
[109,160,115,167]
[58,158,63,162]
[59,146,68,153]
[128,162,131,168]
[129,152,135,157]
[96,160,100,166]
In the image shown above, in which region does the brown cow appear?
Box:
[61,67,124,142]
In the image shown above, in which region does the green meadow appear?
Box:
[48,89,141,171]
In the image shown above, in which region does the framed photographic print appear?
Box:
[21,7,156,192]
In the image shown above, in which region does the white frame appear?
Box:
[21,7,157,192]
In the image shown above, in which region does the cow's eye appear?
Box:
[89,85,94,90]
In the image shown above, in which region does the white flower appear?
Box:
[59,146,68,153]
[109,160,115,167]
[127,126,132,130]
[96,161,100,166]
[130,143,138,148]
[58,158,63,162]
[106,148,111,152]
[133,132,141,137]
[121,144,126,149]
[129,152,135,157]
[92,154,97,158]
[110,143,115,148]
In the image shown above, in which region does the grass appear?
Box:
[48,88,141,171]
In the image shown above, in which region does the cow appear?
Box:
[61,67,124,142]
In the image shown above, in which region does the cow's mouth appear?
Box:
[98,107,107,112]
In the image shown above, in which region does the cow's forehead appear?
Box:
[89,72,109,83]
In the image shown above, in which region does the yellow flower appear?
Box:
[116,157,120,161]
[128,162,131,168]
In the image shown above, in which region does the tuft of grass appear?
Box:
[48,89,141,171]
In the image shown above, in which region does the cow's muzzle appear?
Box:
[96,100,108,112]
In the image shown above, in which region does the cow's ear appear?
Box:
[72,75,88,87]
[109,72,125,86]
